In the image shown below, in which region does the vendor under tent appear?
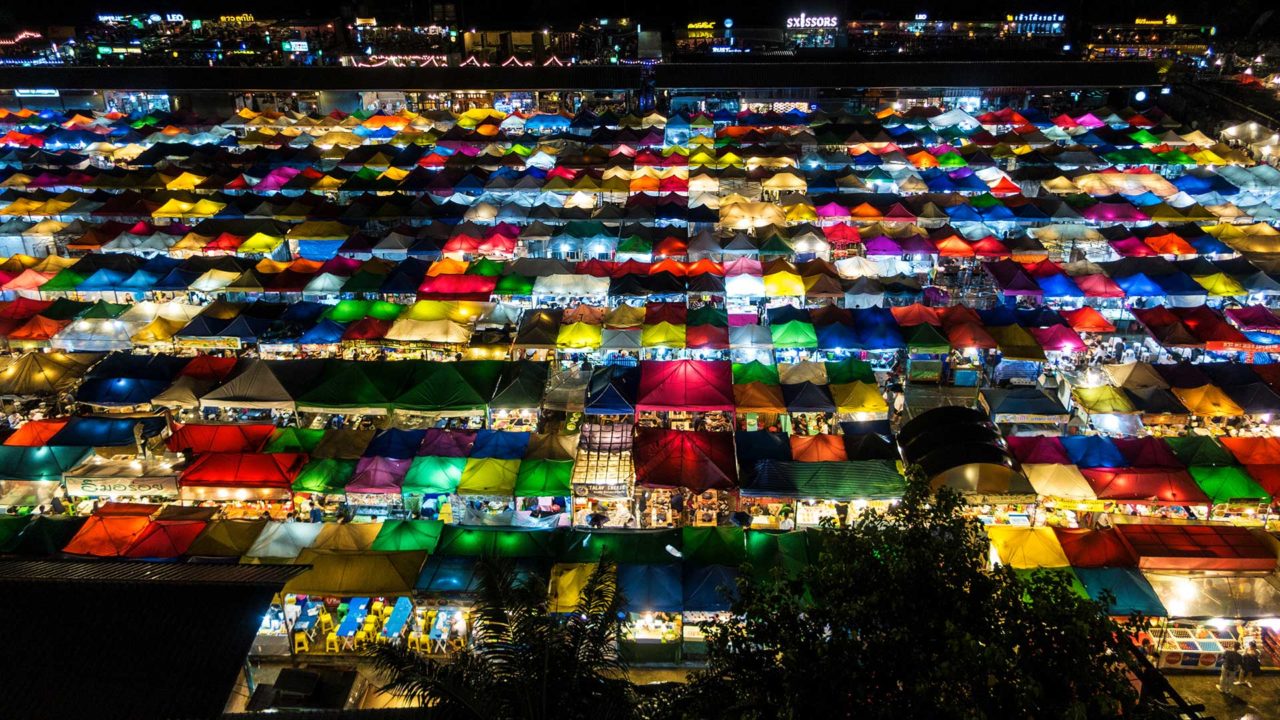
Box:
[62,455,180,501]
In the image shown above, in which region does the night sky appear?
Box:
[0,0,1274,35]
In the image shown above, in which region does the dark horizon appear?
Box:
[1,0,1274,36]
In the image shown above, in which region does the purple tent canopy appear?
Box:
[1226,305,1280,331]
[419,429,477,457]
[1080,202,1149,223]
[984,259,1044,297]
[898,236,939,255]
[863,236,903,256]
[346,456,412,493]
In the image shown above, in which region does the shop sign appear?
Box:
[66,476,179,498]
[1009,13,1065,22]
[97,14,128,23]
[785,13,839,29]
[282,40,310,52]
[14,88,60,97]
[573,482,632,498]
[1135,15,1178,25]
[219,13,256,23]
[687,21,716,29]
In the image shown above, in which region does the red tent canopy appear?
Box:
[1053,528,1138,568]
[123,520,208,558]
[1028,325,1087,353]
[3,419,69,447]
[1080,467,1209,505]
[62,503,159,557]
[790,434,848,462]
[1113,437,1183,468]
[179,354,238,382]
[1060,306,1116,333]
[636,360,734,412]
[685,324,729,349]
[1005,435,1070,465]
[179,453,307,493]
[167,423,276,454]
[633,427,737,491]
[1115,523,1276,572]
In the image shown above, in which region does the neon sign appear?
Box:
[786,13,839,29]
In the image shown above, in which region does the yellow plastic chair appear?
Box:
[293,631,309,654]
[407,632,425,652]
[370,601,385,616]
[325,632,340,653]
[317,613,334,635]
[354,629,369,649]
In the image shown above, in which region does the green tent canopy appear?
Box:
[559,529,682,564]
[371,519,444,552]
[433,526,558,558]
[5,515,87,555]
[1013,568,1091,601]
[489,361,550,410]
[401,456,466,495]
[466,258,505,277]
[494,274,535,295]
[0,515,33,552]
[768,319,819,348]
[733,360,781,385]
[742,460,906,501]
[0,445,92,481]
[514,459,574,497]
[745,530,810,577]
[825,357,876,385]
[396,363,491,414]
[1188,465,1271,504]
[682,526,747,566]
[263,427,326,453]
[1162,436,1236,467]
[905,323,951,353]
[292,458,357,494]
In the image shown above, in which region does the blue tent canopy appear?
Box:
[816,322,859,351]
[617,563,683,613]
[1150,272,1207,297]
[470,431,532,460]
[47,416,163,446]
[416,556,480,593]
[1113,273,1165,297]
[585,365,640,415]
[76,377,170,406]
[854,307,905,349]
[364,429,428,459]
[297,319,347,345]
[1074,567,1167,617]
[682,564,739,611]
[1060,435,1126,469]
[1037,273,1084,298]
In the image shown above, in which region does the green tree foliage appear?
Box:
[660,469,1169,720]
[370,558,637,720]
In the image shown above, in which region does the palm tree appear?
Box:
[369,557,637,720]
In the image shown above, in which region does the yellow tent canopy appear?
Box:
[1172,384,1245,418]
[1023,464,1097,501]
[830,382,888,416]
[549,562,599,612]
[640,321,686,348]
[1072,385,1138,415]
[556,322,603,350]
[986,526,1071,569]
[286,550,425,595]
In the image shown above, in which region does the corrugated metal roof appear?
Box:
[0,559,308,586]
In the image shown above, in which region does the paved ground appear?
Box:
[1167,672,1280,719]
